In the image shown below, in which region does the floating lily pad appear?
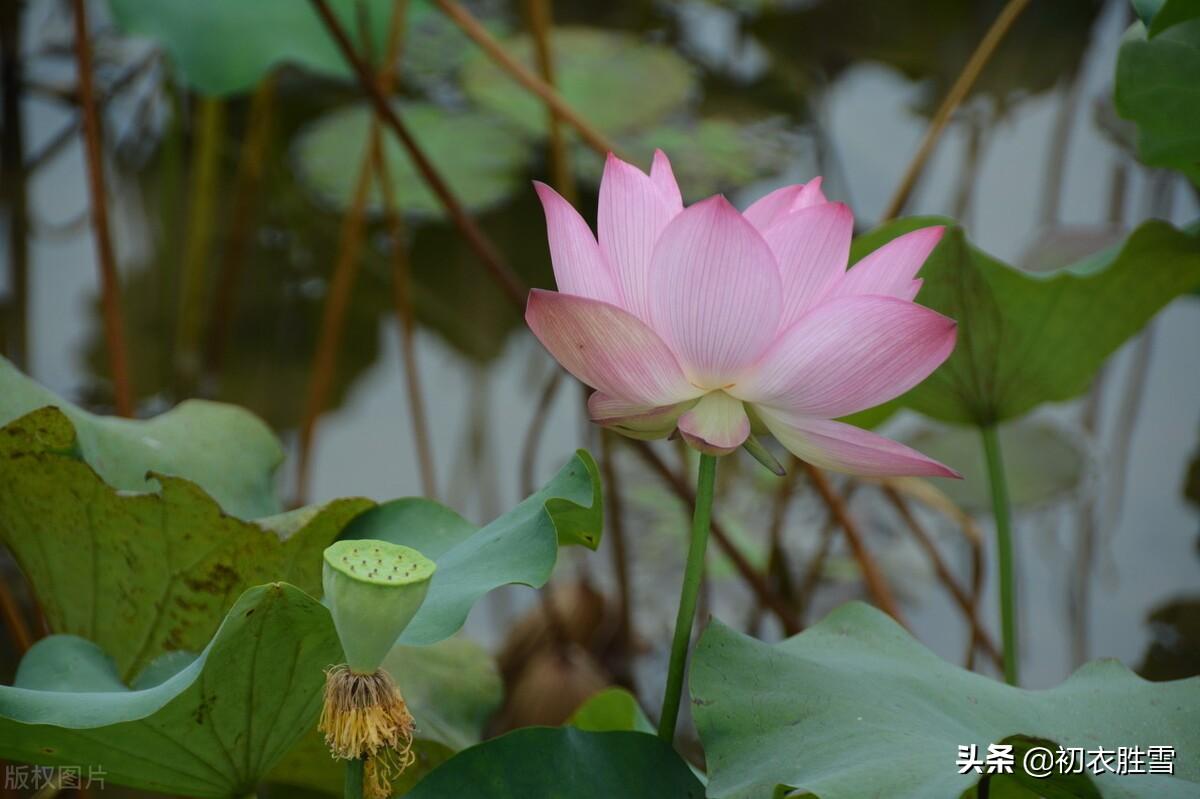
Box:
[108,0,396,96]
[0,405,372,682]
[573,118,793,200]
[342,449,603,645]
[461,27,697,138]
[692,602,1200,799]
[1115,17,1200,185]
[0,584,339,798]
[903,419,1088,512]
[267,636,503,795]
[402,1,513,88]
[405,728,706,798]
[292,101,530,217]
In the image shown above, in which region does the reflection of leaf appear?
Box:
[692,603,1200,799]
[0,406,372,681]
[292,102,530,218]
[747,0,1101,109]
[568,687,655,734]
[343,450,603,645]
[405,728,706,798]
[0,584,338,798]
[402,1,512,87]
[1138,596,1200,682]
[572,118,792,201]
[462,27,696,138]
[852,219,1200,425]
[108,0,395,96]
[1115,18,1200,184]
[406,191,555,363]
[903,420,1087,512]
[1,355,281,518]
[268,637,502,795]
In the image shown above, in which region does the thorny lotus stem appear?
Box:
[981,425,1018,685]
[803,463,907,626]
[434,0,620,157]
[72,0,134,417]
[658,453,718,744]
[310,0,526,308]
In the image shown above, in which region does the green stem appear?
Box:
[658,453,718,743]
[345,757,365,799]
[981,425,1018,685]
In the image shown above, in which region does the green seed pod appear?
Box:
[323,539,436,673]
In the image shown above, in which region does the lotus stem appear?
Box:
[880,0,1033,221]
[981,425,1018,685]
[433,0,620,157]
[658,452,718,744]
[71,0,134,416]
[345,757,365,799]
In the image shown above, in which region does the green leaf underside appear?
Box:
[0,584,338,798]
[850,219,1200,426]
[292,101,530,218]
[342,449,603,645]
[1115,18,1200,183]
[267,637,503,795]
[691,602,1200,799]
[0,406,372,682]
[405,728,706,798]
[108,0,396,96]
[568,687,656,734]
[0,355,282,519]
[461,27,696,138]
[1145,0,1200,38]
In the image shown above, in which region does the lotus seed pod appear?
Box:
[323,539,435,673]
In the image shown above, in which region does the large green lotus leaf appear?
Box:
[461,27,696,138]
[267,637,503,795]
[851,219,1200,426]
[342,449,602,645]
[0,406,373,681]
[405,728,706,798]
[292,101,530,218]
[0,583,338,798]
[107,0,395,96]
[0,355,281,519]
[692,602,1200,799]
[1115,18,1200,184]
[572,118,791,201]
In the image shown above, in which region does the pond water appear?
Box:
[3,0,1198,701]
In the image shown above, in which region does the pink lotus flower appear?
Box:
[525,151,959,478]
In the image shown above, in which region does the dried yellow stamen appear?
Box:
[319,665,416,799]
